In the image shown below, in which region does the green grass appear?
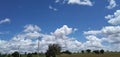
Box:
[4,52,120,57]
[57,52,120,57]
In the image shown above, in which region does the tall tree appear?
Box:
[86,49,91,53]
[100,49,104,54]
[12,51,19,57]
[46,44,61,57]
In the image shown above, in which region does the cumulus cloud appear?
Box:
[84,30,101,35]
[84,26,120,51]
[49,5,58,11]
[0,24,83,53]
[105,10,120,25]
[55,0,93,6]
[83,35,104,50]
[106,0,117,9]
[0,18,10,24]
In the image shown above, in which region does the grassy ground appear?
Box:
[5,52,120,57]
[57,53,120,57]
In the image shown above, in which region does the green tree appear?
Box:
[27,53,32,57]
[12,51,19,57]
[100,49,104,54]
[86,49,91,53]
[45,44,61,57]
[81,50,84,53]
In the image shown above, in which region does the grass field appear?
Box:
[20,52,120,57]
[57,53,120,57]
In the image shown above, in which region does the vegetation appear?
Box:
[45,44,61,57]
[0,44,120,57]
[86,49,91,53]
[61,50,72,55]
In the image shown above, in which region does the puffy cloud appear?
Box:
[84,26,120,51]
[52,25,73,37]
[0,25,83,53]
[84,30,101,35]
[0,18,10,24]
[105,10,120,25]
[106,0,117,9]
[24,24,41,32]
[68,0,93,6]
[55,0,93,6]
[83,35,104,50]
[49,5,58,11]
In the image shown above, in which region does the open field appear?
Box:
[57,53,120,57]
[20,52,120,57]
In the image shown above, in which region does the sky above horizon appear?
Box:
[0,0,120,54]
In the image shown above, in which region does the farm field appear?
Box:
[57,53,120,57]
[20,52,120,57]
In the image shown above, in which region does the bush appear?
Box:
[61,50,72,55]
[100,49,104,54]
[93,50,100,54]
[45,44,61,57]
[86,49,91,53]
[12,51,19,57]
[81,50,84,53]
[27,53,32,57]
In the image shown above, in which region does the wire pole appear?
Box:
[38,37,40,57]
[18,46,20,57]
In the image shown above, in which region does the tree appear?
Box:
[81,50,84,53]
[27,53,32,57]
[45,44,61,57]
[8,54,11,57]
[12,51,19,57]
[86,49,91,53]
[100,49,104,54]
[93,50,100,54]
[61,50,72,55]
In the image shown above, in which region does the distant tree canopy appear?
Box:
[12,51,19,57]
[27,53,32,57]
[81,50,84,53]
[45,44,61,57]
[100,49,104,54]
[86,49,91,53]
[61,50,72,55]
[93,49,105,54]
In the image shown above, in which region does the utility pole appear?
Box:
[18,45,20,57]
[38,37,41,57]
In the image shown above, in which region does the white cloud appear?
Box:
[24,24,41,32]
[2,24,120,54]
[55,0,93,6]
[105,10,120,25]
[0,24,83,53]
[68,0,93,6]
[106,0,117,9]
[84,26,120,51]
[0,18,10,24]
[49,5,58,11]
[84,30,101,35]
[83,35,104,50]
[52,25,73,37]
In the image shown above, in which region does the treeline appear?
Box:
[0,44,119,57]
[81,49,104,54]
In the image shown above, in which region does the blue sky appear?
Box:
[0,0,120,53]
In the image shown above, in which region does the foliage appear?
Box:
[12,51,20,57]
[27,53,32,57]
[81,50,84,53]
[45,44,61,57]
[100,49,104,54]
[61,50,72,55]
[93,50,100,54]
[86,49,91,53]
